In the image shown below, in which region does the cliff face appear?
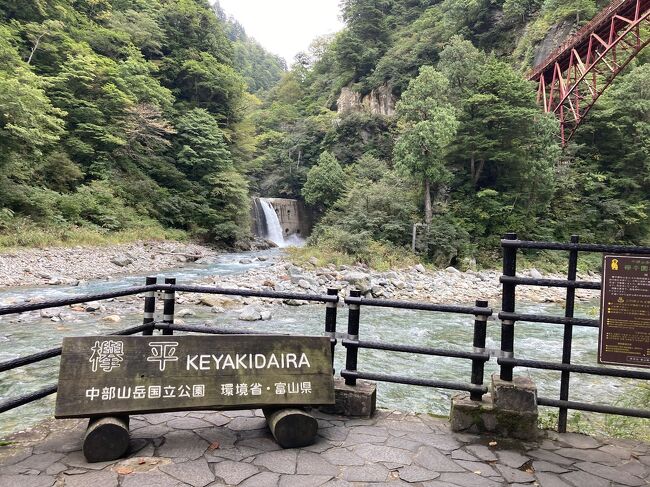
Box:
[337,83,396,117]
[532,20,575,67]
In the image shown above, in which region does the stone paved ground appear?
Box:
[1,409,649,486]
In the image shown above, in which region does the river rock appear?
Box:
[239,306,262,321]
[298,279,311,289]
[286,265,303,276]
[371,286,385,297]
[40,309,60,319]
[257,256,269,262]
[195,256,219,265]
[210,306,225,314]
[284,299,309,306]
[260,310,272,320]
[414,264,426,273]
[176,309,196,318]
[308,256,319,266]
[445,266,461,275]
[199,295,237,308]
[102,315,121,323]
[341,271,370,286]
[110,256,133,267]
[529,268,543,279]
[240,258,254,265]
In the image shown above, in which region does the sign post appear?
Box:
[56,334,334,460]
[599,255,650,368]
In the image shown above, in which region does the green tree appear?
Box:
[302,151,346,211]
[394,66,459,224]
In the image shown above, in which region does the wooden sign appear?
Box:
[599,255,650,368]
[55,335,334,418]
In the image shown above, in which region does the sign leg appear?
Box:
[83,415,130,463]
[263,408,318,448]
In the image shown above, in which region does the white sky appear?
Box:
[216,0,344,66]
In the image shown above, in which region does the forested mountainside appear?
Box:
[0,0,282,248]
[1,0,648,267]
[253,0,650,266]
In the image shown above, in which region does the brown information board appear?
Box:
[55,335,334,418]
[599,255,650,368]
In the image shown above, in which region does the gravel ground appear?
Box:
[0,241,217,288]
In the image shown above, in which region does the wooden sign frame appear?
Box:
[55,335,335,418]
[599,255,650,368]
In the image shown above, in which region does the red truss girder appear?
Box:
[529,0,650,145]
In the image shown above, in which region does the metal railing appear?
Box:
[0,277,490,418]
[498,233,650,433]
[341,290,492,401]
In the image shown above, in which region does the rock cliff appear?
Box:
[337,83,396,117]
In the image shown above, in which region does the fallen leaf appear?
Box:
[208,441,220,450]
[116,466,134,475]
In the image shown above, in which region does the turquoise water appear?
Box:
[0,252,640,438]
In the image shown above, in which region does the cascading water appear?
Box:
[259,198,286,247]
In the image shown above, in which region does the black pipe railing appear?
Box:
[0,279,341,416]
[499,232,650,432]
[0,275,491,420]
[340,294,492,402]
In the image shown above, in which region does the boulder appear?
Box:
[260,310,272,321]
[199,295,237,308]
[445,266,461,275]
[529,268,543,279]
[110,256,133,267]
[414,264,426,273]
[195,256,219,265]
[298,279,311,289]
[102,315,121,323]
[176,309,196,318]
[40,309,60,319]
[239,305,262,321]
[239,258,254,265]
[341,271,370,286]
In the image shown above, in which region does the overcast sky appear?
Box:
[216,0,344,66]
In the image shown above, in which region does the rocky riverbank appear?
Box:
[196,259,600,317]
[0,241,219,288]
[0,241,601,324]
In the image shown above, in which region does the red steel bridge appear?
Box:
[528,0,650,145]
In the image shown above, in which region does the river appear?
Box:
[0,249,641,438]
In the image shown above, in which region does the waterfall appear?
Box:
[259,198,286,247]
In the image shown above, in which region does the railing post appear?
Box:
[344,289,362,386]
[142,276,157,336]
[559,235,579,433]
[500,232,517,381]
[470,300,489,401]
[325,288,339,373]
[162,277,176,336]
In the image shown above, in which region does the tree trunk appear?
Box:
[473,159,486,188]
[470,156,475,185]
[423,178,432,225]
